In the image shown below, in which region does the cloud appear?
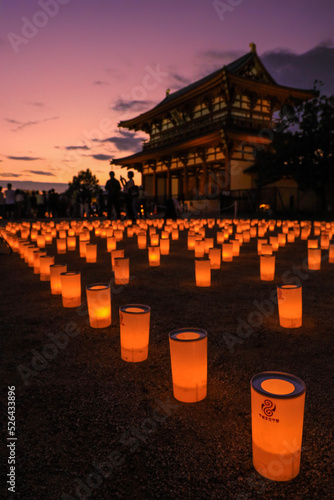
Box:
[261,42,334,94]
[94,80,109,86]
[23,170,55,176]
[5,116,59,132]
[0,172,22,178]
[7,155,41,161]
[65,145,90,150]
[93,130,143,152]
[111,98,156,112]
[90,154,114,161]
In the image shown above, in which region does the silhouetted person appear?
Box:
[0,187,5,219]
[105,171,121,219]
[5,183,15,218]
[120,171,138,222]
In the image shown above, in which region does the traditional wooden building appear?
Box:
[111,44,313,210]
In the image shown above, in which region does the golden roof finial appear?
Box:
[166,88,170,96]
[249,42,256,53]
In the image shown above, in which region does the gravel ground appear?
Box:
[1,218,333,500]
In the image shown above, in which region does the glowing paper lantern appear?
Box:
[39,255,55,281]
[169,328,207,403]
[37,234,46,248]
[320,234,330,250]
[307,248,321,270]
[251,371,306,481]
[260,255,275,281]
[222,242,233,262]
[86,284,111,328]
[33,251,46,274]
[50,264,67,295]
[107,236,116,252]
[195,259,211,286]
[57,238,67,254]
[119,305,151,361]
[60,272,81,308]
[86,243,97,263]
[150,233,160,246]
[269,236,279,251]
[79,240,88,258]
[209,247,221,269]
[277,284,302,328]
[230,239,240,257]
[307,239,318,249]
[148,246,160,266]
[261,244,273,255]
[67,236,76,251]
[111,249,125,270]
[278,233,286,247]
[172,229,179,240]
[160,237,170,255]
[114,257,129,285]
[204,238,214,254]
[194,239,205,258]
[287,232,295,243]
[137,232,147,249]
[28,247,39,267]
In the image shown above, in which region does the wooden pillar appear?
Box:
[180,154,189,199]
[198,149,208,196]
[166,167,171,197]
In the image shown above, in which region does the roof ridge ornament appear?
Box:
[249,42,256,53]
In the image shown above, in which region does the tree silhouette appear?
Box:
[67,169,100,195]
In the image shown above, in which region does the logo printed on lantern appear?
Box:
[261,399,276,417]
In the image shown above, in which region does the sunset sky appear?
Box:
[1,0,334,191]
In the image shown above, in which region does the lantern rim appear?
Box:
[50,264,66,268]
[277,283,302,290]
[60,271,80,276]
[251,371,306,399]
[86,283,111,291]
[169,327,207,342]
[119,304,151,314]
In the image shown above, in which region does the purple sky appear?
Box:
[1,0,334,189]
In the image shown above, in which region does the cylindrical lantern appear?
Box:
[278,233,286,247]
[171,229,179,240]
[39,255,55,281]
[169,328,207,403]
[277,284,302,328]
[195,259,211,287]
[33,251,46,274]
[57,238,67,254]
[209,247,221,269]
[50,264,67,295]
[119,305,151,362]
[107,236,117,252]
[260,255,275,281]
[160,237,170,255]
[60,272,81,308]
[67,236,76,251]
[148,246,160,266]
[261,244,273,255]
[307,239,318,249]
[37,234,46,248]
[111,249,125,270]
[114,257,130,285]
[222,242,233,262]
[86,284,111,328]
[79,240,88,258]
[86,243,97,263]
[137,232,147,249]
[194,239,205,258]
[251,371,306,481]
[307,248,321,270]
[204,238,214,254]
[230,239,240,257]
[150,233,160,246]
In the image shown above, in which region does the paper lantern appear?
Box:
[50,264,67,295]
[287,231,295,243]
[39,255,55,281]
[187,233,196,250]
[137,232,147,249]
[320,234,330,250]
[307,248,321,270]
[111,249,124,270]
[195,259,211,286]
[230,239,240,257]
[66,236,76,251]
[58,229,66,239]
[28,247,39,267]
[216,231,225,244]
[257,239,267,255]
[277,284,302,328]
[107,236,117,252]
[30,229,38,241]
[150,233,160,246]
[278,233,286,247]
[251,371,306,481]
[209,247,221,269]
[37,234,46,248]
[79,240,88,258]
[114,257,129,285]
[260,255,275,281]
[24,245,35,264]
[307,239,318,249]
[204,238,214,254]
[119,305,151,362]
[269,236,279,251]
[33,251,46,274]
[222,242,233,262]
[250,227,257,238]
[160,237,170,255]
[57,238,67,254]
[172,229,179,240]
[329,244,334,263]
[60,272,81,308]
[261,244,273,256]
[169,328,207,403]
[243,230,250,243]
[86,244,97,263]
[194,239,205,258]
[148,246,160,266]
[45,232,53,244]
[86,284,111,328]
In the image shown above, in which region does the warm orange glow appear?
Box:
[277,284,302,328]
[278,233,286,247]
[56,238,67,254]
[107,236,117,252]
[260,255,275,281]
[148,246,160,266]
[37,234,46,248]
[39,255,55,281]
[160,237,170,255]
[111,249,125,269]
[308,248,321,270]
[150,233,160,246]
[79,240,88,258]
[50,264,67,295]
[169,328,207,403]
[114,257,130,285]
[171,229,179,240]
[269,236,279,251]
[86,284,111,328]
[251,371,306,481]
[261,244,273,255]
[329,244,334,263]
[33,251,46,274]
[137,232,147,249]
[222,242,233,262]
[307,239,318,249]
[67,236,76,251]
[209,247,221,269]
[204,238,214,254]
[86,244,97,263]
[195,259,211,287]
[60,272,81,308]
[119,305,151,362]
